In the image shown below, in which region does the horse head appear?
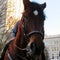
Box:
[22,0,46,58]
[15,0,46,59]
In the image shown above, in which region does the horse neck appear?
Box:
[14,20,26,48]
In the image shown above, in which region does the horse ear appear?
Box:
[23,0,30,9]
[40,2,46,10]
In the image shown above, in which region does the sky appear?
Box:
[31,0,60,35]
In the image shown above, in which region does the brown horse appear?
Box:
[3,0,46,60]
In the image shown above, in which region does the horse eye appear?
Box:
[33,10,38,16]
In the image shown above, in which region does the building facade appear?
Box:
[44,35,60,60]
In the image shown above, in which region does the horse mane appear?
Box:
[14,20,27,49]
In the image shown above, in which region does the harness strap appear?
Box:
[8,52,12,60]
[7,50,13,60]
[7,49,28,60]
[0,40,13,60]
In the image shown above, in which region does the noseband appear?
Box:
[27,31,43,38]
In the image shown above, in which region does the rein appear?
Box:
[15,44,26,51]
[7,49,28,60]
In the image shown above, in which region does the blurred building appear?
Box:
[44,35,60,60]
[0,0,24,43]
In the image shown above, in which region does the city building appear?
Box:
[44,35,60,60]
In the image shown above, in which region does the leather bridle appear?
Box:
[7,16,44,60]
[22,16,44,39]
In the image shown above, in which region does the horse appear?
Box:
[2,0,46,60]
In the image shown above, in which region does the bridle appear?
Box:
[7,16,44,60]
[22,16,44,39]
[26,31,43,38]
